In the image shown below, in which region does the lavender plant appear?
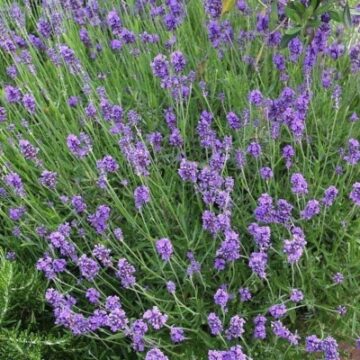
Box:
[0,0,360,359]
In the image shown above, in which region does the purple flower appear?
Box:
[214,287,229,308]
[215,230,241,269]
[253,315,267,339]
[134,185,150,210]
[271,320,300,345]
[248,90,263,106]
[19,140,38,160]
[343,138,360,165]
[22,93,36,113]
[97,155,119,173]
[71,195,87,213]
[247,141,262,158]
[208,345,247,360]
[282,145,295,168]
[88,205,110,234]
[143,306,168,330]
[300,199,320,220]
[147,132,163,152]
[107,308,128,332]
[306,335,323,352]
[350,183,360,206]
[204,0,222,18]
[116,258,136,288]
[4,172,25,197]
[283,228,307,263]
[145,348,168,360]
[336,305,347,316]
[0,107,6,122]
[332,272,344,284]
[322,186,338,207]
[105,295,121,311]
[170,51,186,73]
[321,336,340,360]
[77,255,100,281]
[39,170,57,189]
[239,287,252,302]
[187,252,201,276]
[155,238,173,262]
[288,37,303,62]
[248,223,271,251]
[169,128,183,147]
[36,254,66,279]
[106,10,122,34]
[67,133,92,158]
[260,167,273,180]
[226,112,241,130]
[256,13,269,32]
[86,288,100,304]
[170,327,185,343]
[225,315,246,340]
[207,312,223,335]
[5,85,21,103]
[9,206,26,221]
[92,244,112,267]
[269,304,287,319]
[151,54,169,79]
[290,289,304,303]
[166,280,176,294]
[178,159,198,182]
[235,150,246,169]
[114,228,123,241]
[249,252,267,278]
[291,173,308,195]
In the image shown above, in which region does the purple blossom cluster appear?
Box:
[1,0,359,359]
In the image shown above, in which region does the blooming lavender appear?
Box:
[239,287,252,302]
[225,315,246,340]
[88,205,111,234]
[208,312,223,335]
[350,183,360,206]
[39,170,57,189]
[116,258,136,288]
[143,306,168,330]
[134,185,150,210]
[170,327,185,343]
[155,238,173,261]
[291,173,308,195]
[145,348,168,360]
[300,199,320,220]
[249,252,268,278]
[1,2,358,358]
[271,320,300,345]
[77,255,100,281]
[253,315,267,340]
[290,289,304,303]
[322,186,338,207]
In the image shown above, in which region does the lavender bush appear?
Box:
[0,0,360,359]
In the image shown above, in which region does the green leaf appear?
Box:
[307,19,321,28]
[328,10,342,22]
[292,1,306,16]
[285,7,302,23]
[221,0,236,15]
[285,26,302,36]
[343,2,352,27]
[314,2,334,16]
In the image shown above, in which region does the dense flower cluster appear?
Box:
[0,0,359,359]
